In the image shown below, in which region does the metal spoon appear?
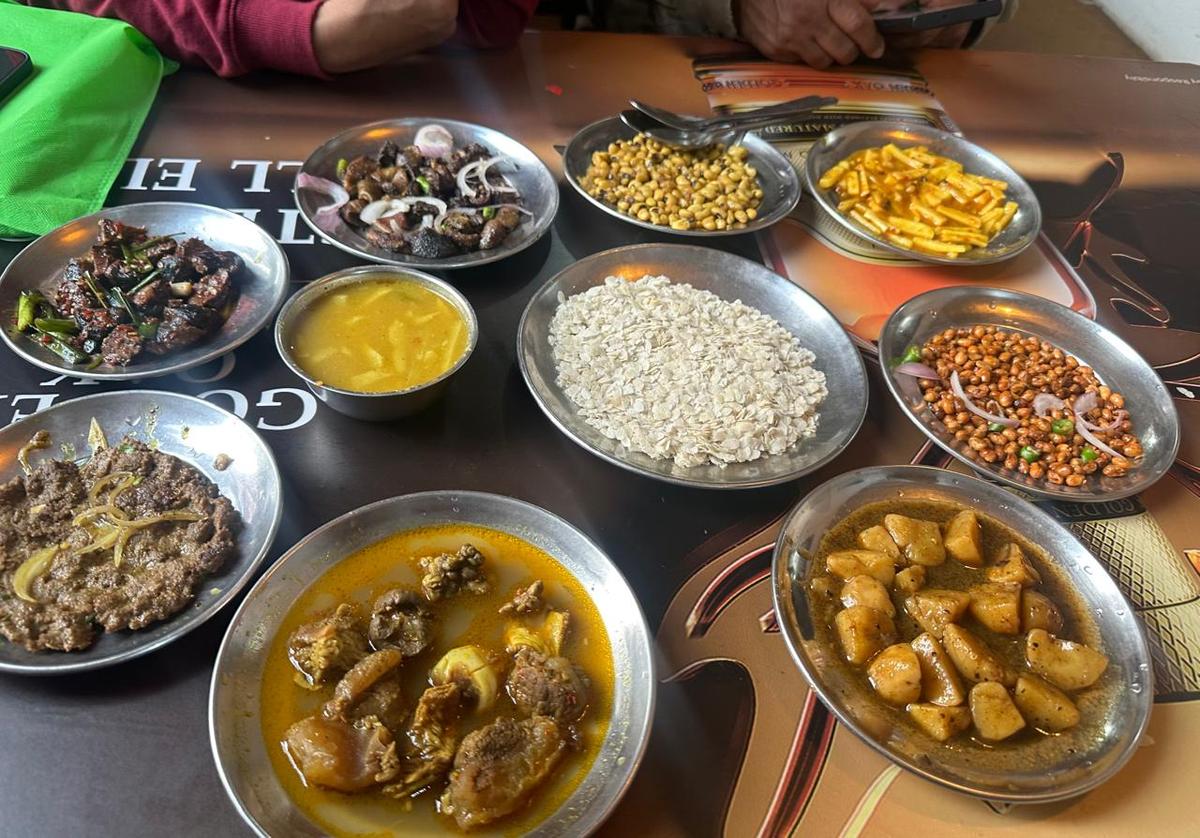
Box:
[618,109,793,150]
[630,95,836,133]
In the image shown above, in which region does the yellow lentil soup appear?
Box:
[288,278,469,392]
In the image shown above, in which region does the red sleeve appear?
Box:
[33,0,329,78]
[455,0,538,50]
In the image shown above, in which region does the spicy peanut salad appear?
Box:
[894,326,1141,487]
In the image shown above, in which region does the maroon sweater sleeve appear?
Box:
[34,0,537,78]
[454,0,539,50]
[35,0,328,78]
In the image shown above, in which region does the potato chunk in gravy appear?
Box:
[808,499,1114,765]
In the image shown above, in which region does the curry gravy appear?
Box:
[260,525,614,836]
[809,499,1117,769]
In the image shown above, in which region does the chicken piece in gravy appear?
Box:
[261,524,613,835]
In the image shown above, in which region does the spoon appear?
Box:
[630,95,837,133]
[618,108,800,150]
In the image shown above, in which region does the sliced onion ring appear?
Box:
[297,173,350,232]
[414,124,454,159]
[361,197,448,226]
[1032,393,1065,417]
[894,362,940,379]
[1088,409,1128,432]
[1075,416,1124,460]
[1071,391,1099,416]
[456,156,512,199]
[950,370,1018,427]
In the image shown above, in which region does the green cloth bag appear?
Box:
[0,2,177,238]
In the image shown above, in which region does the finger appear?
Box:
[795,37,835,69]
[830,0,885,59]
[760,44,804,63]
[749,34,802,64]
[815,27,861,65]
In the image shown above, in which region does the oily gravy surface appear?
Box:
[808,498,1116,772]
[261,524,614,836]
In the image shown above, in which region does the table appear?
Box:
[1,30,1199,838]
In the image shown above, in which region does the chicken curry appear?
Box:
[808,499,1116,762]
[260,524,613,835]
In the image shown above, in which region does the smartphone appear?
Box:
[874,0,1004,33]
[0,47,32,102]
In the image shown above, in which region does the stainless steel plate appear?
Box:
[773,465,1152,803]
[0,202,290,379]
[518,244,868,489]
[210,491,655,837]
[562,116,801,237]
[0,390,283,675]
[879,286,1179,501]
[295,118,558,269]
[805,121,1042,266]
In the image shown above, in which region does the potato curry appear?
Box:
[808,499,1111,749]
[260,524,613,835]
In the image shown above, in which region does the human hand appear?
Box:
[737,0,885,68]
[314,0,460,74]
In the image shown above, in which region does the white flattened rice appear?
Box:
[547,274,827,468]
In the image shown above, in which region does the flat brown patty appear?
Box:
[0,438,240,652]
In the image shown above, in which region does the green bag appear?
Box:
[0,1,176,238]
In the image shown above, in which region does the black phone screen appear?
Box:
[874,0,1004,33]
[0,47,33,101]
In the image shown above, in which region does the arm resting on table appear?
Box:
[31,0,535,77]
[31,0,328,77]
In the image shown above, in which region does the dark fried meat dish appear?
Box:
[15,220,243,367]
[337,135,526,257]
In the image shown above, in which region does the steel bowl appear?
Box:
[518,243,868,489]
[210,490,655,837]
[879,286,1179,501]
[275,265,478,421]
[805,121,1042,266]
[562,116,801,237]
[295,118,558,269]
[773,465,1152,803]
[0,202,290,379]
[0,390,282,674]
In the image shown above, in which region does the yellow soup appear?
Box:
[260,524,615,837]
[289,278,469,393]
